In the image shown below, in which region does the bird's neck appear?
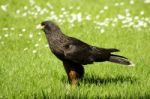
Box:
[47,29,65,38]
[45,29,67,45]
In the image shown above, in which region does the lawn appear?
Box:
[0,0,150,98]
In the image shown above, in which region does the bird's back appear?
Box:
[42,21,121,65]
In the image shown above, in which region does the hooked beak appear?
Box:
[36,24,45,29]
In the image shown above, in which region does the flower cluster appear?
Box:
[0,0,149,54]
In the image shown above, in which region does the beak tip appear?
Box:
[36,24,44,29]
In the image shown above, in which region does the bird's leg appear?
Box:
[68,69,78,86]
[63,61,84,86]
[63,63,79,85]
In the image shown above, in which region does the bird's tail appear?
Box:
[108,54,135,66]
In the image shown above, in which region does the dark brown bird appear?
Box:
[38,20,134,85]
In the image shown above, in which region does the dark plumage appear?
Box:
[39,20,134,85]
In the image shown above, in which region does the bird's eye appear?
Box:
[41,22,45,26]
[64,45,73,49]
[44,24,51,30]
[64,45,69,49]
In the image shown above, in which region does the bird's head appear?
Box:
[36,20,60,34]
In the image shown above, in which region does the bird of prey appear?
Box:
[37,20,134,85]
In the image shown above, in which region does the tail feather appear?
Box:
[107,48,120,52]
[109,54,135,66]
[110,54,128,59]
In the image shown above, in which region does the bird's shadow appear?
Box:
[30,75,137,99]
[61,74,137,85]
[81,74,136,85]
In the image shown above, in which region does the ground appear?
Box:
[0,0,150,98]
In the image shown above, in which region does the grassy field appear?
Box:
[0,0,150,98]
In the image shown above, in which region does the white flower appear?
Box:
[59,14,64,18]
[32,50,37,54]
[29,34,33,38]
[2,28,8,31]
[47,3,53,9]
[43,8,48,13]
[58,19,62,23]
[39,10,44,15]
[97,22,106,26]
[115,3,119,6]
[130,0,134,5]
[62,11,68,15]
[35,43,39,47]
[22,28,26,32]
[138,20,144,26]
[140,11,144,15]
[38,32,41,35]
[128,22,134,26]
[118,14,125,20]
[96,15,100,19]
[61,8,65,11]
[86,15,91,21]
[24,6,28,10]
[126,17,132,22]
[125,9,129,13]
[100,29,105,33]
[113,18,118,22]
[10,27,15,30]
[45,44,49,48]
[69,6,73,10]
[122,20,128,24]
[70,13,76,23]
[144,18,149,21]
[50,15,58,20]
[29,0,35,5]
[104,6,108,10]
[100,10,104,14]
[143,23,147,27]
[1,4,8,12]
[22,13,27,17]
[134,16,139,20]
[105,18,111,22]
[4,34,8,37]
[50,11,55,15]
[23,48,28,51]
[144,0,150,3]
[126,12,130,17]
[19,33,23,37]
[16,10,20,14]
[38,38,42,41]
[120,2,124,6]
[34,5,41,12]
[77,13,82,22]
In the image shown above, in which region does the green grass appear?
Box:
[0,0,150,98]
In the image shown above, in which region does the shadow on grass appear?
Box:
[80,74,137,85]
[31,93,150,99]
[31,91,150,99]
[61,74,137,85]
[30,75,150,99]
